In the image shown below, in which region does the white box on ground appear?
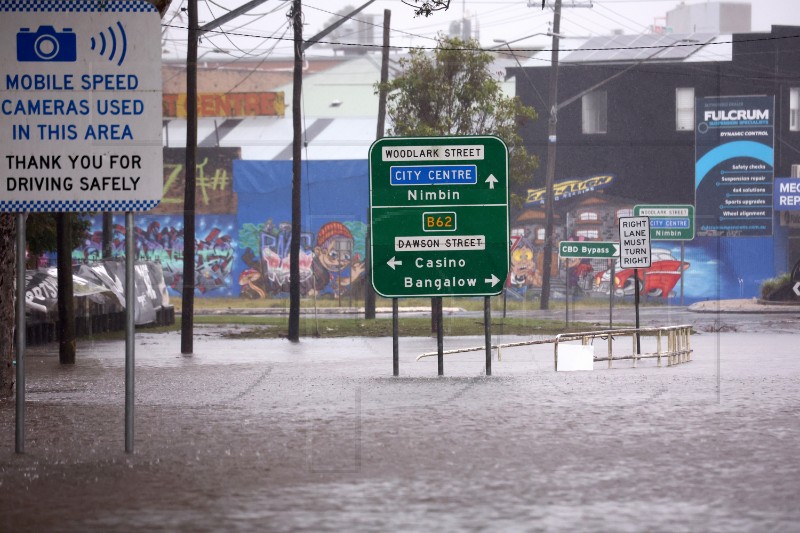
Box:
[557,344,595,371]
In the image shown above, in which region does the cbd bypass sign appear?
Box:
[369,136,509,298]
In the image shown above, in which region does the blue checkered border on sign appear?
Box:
[0,0,156,12]
[0,199,160,213]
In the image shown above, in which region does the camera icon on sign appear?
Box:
[17,26,77,62]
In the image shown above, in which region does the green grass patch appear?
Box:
[170,294,644,314]
[202,315,607,339]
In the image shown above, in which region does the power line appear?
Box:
[160,22,800,53]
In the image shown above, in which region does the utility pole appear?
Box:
[288,0,377,338]
[288,0,303,341]
[539,0,562,310]
[367,8,391,320]
[181,0,198,354]
[181,0,273,353]
[536,0,592,310]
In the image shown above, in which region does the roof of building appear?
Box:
[518,32,734,67]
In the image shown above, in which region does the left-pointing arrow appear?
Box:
[387,256,403,270]
[794,281,800,296]
[485,274,500,286]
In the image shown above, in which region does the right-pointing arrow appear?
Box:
[612,243,619,257]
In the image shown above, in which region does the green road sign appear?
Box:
[633,204,695,240]
[369,136,509,298]
[559,241,619,259]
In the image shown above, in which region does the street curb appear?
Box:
[191,307,466,316]
[688,299,800,314]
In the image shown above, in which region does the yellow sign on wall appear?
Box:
[163,92,285,118]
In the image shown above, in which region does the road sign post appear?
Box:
[619,216,651,354]
[634,204,694,304]
[370,136,508,377]
[369,136,509,298]
[1,0,163,454]
[633,205,695,241]
[558,241,619,259]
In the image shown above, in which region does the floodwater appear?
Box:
[2,326,800,531]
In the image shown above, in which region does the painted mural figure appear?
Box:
[311,221,365,297]
[508,238,542,290]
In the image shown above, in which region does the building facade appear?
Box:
[510,25,800,302]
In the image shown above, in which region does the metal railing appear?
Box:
[416,324,693,370]
[553,325,692,370]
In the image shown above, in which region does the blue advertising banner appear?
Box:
[774,178,800,211]
[695,95,774,237]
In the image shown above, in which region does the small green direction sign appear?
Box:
[633,204,695,241]
[559,241,619,259]
[369,136,509,297]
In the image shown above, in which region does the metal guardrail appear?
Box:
[553,325,692,370]
[416,324,693,370]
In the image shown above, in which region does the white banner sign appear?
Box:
[618,216,651,269]
[0,0,163,213]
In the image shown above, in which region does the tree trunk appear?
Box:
[57,213,76,365]
[0,214,15,397]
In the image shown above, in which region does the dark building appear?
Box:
[509,26,800,302]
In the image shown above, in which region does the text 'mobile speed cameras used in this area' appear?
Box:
[0,0,162,213]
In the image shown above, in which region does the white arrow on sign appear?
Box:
[612,243,620,256]
[387,256,403,270]
[794,281,800,296]
[485,274,500,286]
[485,174,498,189]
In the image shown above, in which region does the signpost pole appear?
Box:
[609,259,615,329]
[565,261,570,328]
[392,298,399,376]
[484,296,492,376]
[680,241,685,306]
[436,297,443,376]
[125,212,135,454]
[634,268,641,355]
[15,213,26,454]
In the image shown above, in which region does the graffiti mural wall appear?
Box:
[513,190,783,303]
[233,160,369,300]
[74,214,237,297]
[73,153,370,299]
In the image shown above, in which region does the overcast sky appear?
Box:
[161,0,800,59]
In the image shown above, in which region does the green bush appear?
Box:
[760,272,791,298]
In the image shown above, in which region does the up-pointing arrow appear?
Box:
[485,174,498,190]
[485,274,500,286]
[387,256,402,270]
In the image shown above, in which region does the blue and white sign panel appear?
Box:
[0,0,162,213]
[774,178,800,211]
[695,95,774,237]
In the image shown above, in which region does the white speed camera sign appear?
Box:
[0,0,162,213]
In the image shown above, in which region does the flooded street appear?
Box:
[2,328,800,531]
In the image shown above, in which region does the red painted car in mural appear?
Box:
[593,248,690,299]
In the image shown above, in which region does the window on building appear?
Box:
[536,228,546,242]
[676,87,695,131]
[578,211,599,222]
[616,208,633,222]
[582,91,607,134]
[576,229,599,239]
[791,87,799,132]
